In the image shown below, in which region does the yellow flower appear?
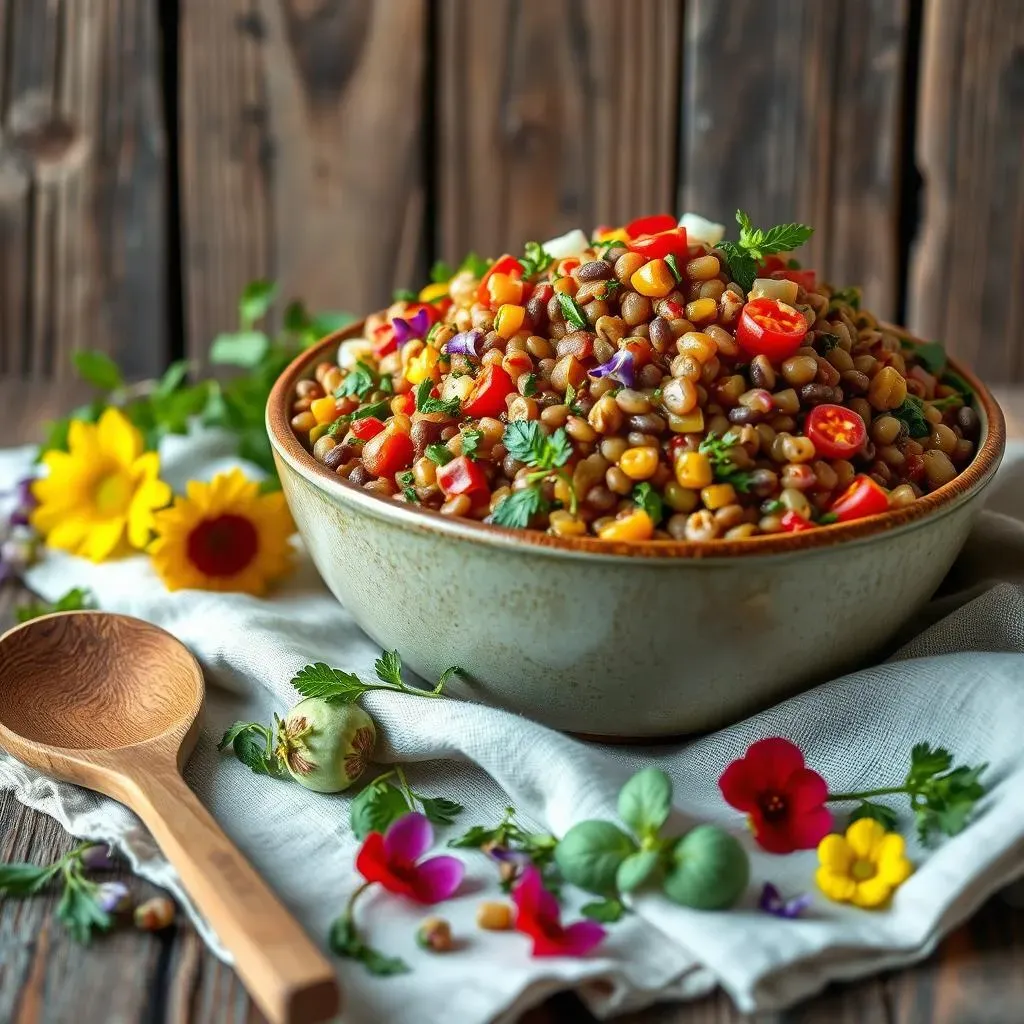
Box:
[816,818,914,909]
[31,409,171,562]
[150,470,294,595]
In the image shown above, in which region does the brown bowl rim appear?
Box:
[267,321,1006,561]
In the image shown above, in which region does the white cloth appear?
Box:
[2,431,1023,1023]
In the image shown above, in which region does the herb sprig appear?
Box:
[698,434,753,492]
[717,210,814,293]
[16,586,95,623]
[415,378,461,417]
[519,241,555,278]
[350,766,464,840]
[491,422,575,528]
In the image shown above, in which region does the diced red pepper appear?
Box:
[759,255,817,291]
[477,254,523,305]
[626,214,678,238]
[556,258,581,278]
[361,429,414,479]
[350,417,386,441]
[391,392,416,416]
[436,455,489,501]
[460,365,516,418]
[829,475,890,522]
[780,510,815,532]
[629,227,688,260]
[372,323,398,357]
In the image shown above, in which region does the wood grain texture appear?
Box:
[679,0,908,321]
[179,0,428,365]
[436,0,682,264]
[0,0,167,380]
[907,0,1024,382]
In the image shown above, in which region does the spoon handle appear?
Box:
[127,772,340,1024]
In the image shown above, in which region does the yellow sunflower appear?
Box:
[32,409,171,562]
[150,469,294,595]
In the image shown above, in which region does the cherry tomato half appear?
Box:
[735,298,809,361]
[626,214,678,238]
[361,429,414,479]
[629,227,689,260]
[477,254,522,306]
[461,365,516,418]
[805,404,867,459]
[436,455,488,501]
[780,510,814,532]
[829,475,890,523]
[349,416,386,441]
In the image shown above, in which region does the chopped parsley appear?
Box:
[425,444,454,466]
[519,241,554,277]
[351,399,391,422]
[491,488,544,529]
[592,237,624,256]
[828,286,862,312]
[816,333,841,353]
[415,378,461,416]
[564,382,584,415]
[633,483,664,525]
[460,427,484,460]
[891,396,930,438]
[698,433,753,492]
[334,360,377,400]
[490,422,574,529]
[557,292,587,330]
[522,373,538,397]
[665,254,682,282]
[398,471,418,503]
[717,210,814,293]
[942,370,974,401]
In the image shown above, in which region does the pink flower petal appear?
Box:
[410,855,465,903]
[558,920,607,956]
[384,812,432,866]
[511,865,558,922]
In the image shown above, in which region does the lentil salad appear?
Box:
[289,211,980,543]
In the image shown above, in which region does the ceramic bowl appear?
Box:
[267,324,1006,739]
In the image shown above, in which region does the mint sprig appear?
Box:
[717,209,813,293]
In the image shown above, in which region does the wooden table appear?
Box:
[2,381,1024,1024]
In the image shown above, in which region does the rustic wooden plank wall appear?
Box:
[0,0,1022,388]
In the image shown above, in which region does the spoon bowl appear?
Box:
[0,611,340,1024]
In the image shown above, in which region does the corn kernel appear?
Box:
[678,331,718,363]
[685,298,719,323]
[618,446,660,480]
[419,281,450,304]
[597,509,655,541]
[405,345,440,385]
[549,510,587,537]
[310,396,341,424]
[667,409,705,433]
[487,273,524,307]
[630,259,675,298]
[674,451,713,489]
[309,423,330,446]
[700,483,736,510]
[495,303,526,339]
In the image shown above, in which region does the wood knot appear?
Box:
[5,94,88,181]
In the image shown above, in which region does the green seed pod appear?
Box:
[662,825,749,910]
[277,698,376,793]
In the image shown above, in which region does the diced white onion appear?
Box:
[750,277,799,304]
[338,338,374,369]
[678,213,725,246]
[541,228,590,260]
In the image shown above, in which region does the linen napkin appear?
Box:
[1,430,1023,1023]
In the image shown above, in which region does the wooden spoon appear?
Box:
[0,611,341,1024]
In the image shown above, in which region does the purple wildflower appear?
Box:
[589,349,635,388]
[96,881,132,914]
[759,882,811,919]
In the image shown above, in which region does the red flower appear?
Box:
[511,866,606,957]
[718,738,832,853]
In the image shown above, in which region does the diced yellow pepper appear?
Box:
[419,281,450,304]
[674,451,713,489]
[701,483,736,510]
[494,303,526,339]
[595,227,630,243]
[552,277,575,295]
[685,298,718,323]
[310,396,341,425]
[630,259,675,298]
[598,509,655,542]
[405,345,440,385]
[667,408,705,434]
[487,273,523,307]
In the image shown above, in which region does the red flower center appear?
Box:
[187,514,258,577]
[758,790,789,821]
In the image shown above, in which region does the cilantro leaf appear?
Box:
[329,915,410,976]
[716,242,759,294]
[415,378,461,416]
[720,211,813,293]
[374,650,404,688]
[291,662,366,704]
[491,488,544,529]
[891,396,931,438]
[522,373,538,397]
[71,350,124,392]
[351,399,391,422]
[398,470,418,503]
[942,370,975,401]
[557,292,587,330]
[665,254,682,282]
[334,361,376,400]
[828,286,862,312]
[419,796,464,827]
[912,341,947,376]
[425,444,453,466]
[632,483,664,525]
[698,434,754,491]
[350,779,412,840]
[460,428,483,460]
[908,743,953,784]
[519,241,555,277]
[904,743,987,845]
[502,422,572,470]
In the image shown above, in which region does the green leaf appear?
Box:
[435,666,461,692]
[617,768,673,838]
[458,252,490,279]
[580,897,624,923]
[662,825,749,910]
[522,373,538,397]
[616,849,663,893]
[848,802,899,832]
[816,333,841,353]
[942,370,975,401]
[716,242,758,294]
[430,259,455,283]
[913,341,947,376]
[420,797,464,827]
[329,915,410,976]
[290,662,366,704]
[374,650,404,688]
[519,241,554,277]
[491,487,544,529]
[282,300,311,334]
[891,396,930,438]
[16,587,95,624]
[460,428,483,460]
[907,743,953,785]
[153,359,190,399]
[334,361,376,400]
[632,483,664,526]
[414,378,461,416]
[311,311,357,338]
[828,286,862,312]
[665,254,682,282]
[238,280,277,328]
[351,398,391,421]
[0,862,54,896]
[209,331,271,369]
[425,444,454,466]
[557,292,587,330]
[218,721,265,751]
[350,780,412,840]
[57,880,112,944]
[554,820,638,897]
[359,946,411,976]
[502,421,547,464]
[448,824,502,849]
[392,288,417,302]
[72,350,124,392]
[233,732,279,777]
